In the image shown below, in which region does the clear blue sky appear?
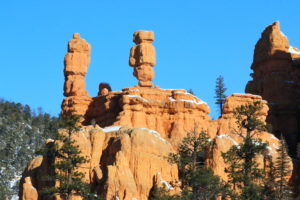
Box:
[1,0,299,119]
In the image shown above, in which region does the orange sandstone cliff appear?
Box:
[246,21,300,152]
[20,30,293,200]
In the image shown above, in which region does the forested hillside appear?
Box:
[0,99,59,199]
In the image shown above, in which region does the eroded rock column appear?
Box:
[129,31,156,87]
[61,33,93,117]
[64,33,91,96]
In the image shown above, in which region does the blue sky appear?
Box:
[0,0,299,119]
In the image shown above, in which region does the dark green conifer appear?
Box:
[222,101,270,200]
[214,75,227,115]
[168,131,228,200]
[273,135,293,200]
[42,115,101,200]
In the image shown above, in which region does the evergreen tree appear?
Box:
[273,135,293,200]
[42,115,100,200]
[214,75,227,115]
[149,185,179,200]
[222,101,270,200]
[187,89,195,95]
[168,131,228,200]
[0,99,59,199]
[262,155,277,199]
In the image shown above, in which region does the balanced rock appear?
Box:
[129,30,156,87]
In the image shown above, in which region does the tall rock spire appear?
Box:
[251,21,290,69]
[129,30,156,87]
[64,33,91,97]
[246,22,300,153]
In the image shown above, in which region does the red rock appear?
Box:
[64,33,91,97]
[21,30,294,199]
[129,31,156,87]
[246,21,300,151]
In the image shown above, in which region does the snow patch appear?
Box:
[161,180,174,190]
[217,134,239,146]
[168,97,206,105]
[139,128,168,143]
[271,135,279,140]
[289,46,300,55]
[127,95,149,102]
[280,31,287,37]
[157,172,174,190]
[103,126,121,132]
[11,195,19,200]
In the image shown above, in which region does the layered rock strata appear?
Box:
[21,94,293,200]
[21,30,294,200]
[246,21,300,151]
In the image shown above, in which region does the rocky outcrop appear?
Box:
[21,177,38,200]
[21,126,179,200]
[87,88,211,144]
[129,30,156,87]
[246,21,300,152]
[22,94,293,199]
[21,30,294,199]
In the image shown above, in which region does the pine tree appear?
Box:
[262,155,277,199]
[273,135,293,200]
[215,75,227,115]
[149,185,179,200]
[0,100,59,199]
[42,115,101,200]
[222,101,270,200]
[168,131,228,200]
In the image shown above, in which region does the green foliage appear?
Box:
[168,131,228,200]
[42,115,100,200]
[0,99,59,199]
[222,101,270,200]
[149,185,179,200]
[273,135,293,200]
[214,75,227,115]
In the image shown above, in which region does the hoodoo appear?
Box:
[129,30,156,87]
[20,30,293,200]
[246,21,300,152]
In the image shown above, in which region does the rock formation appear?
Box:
[22,93,293,200]
[21,30,294,199]
[246,21,300,152]
[129,31,156,87]
[22,177,38,200]
[62,33,93,117]
[64,33,91,97]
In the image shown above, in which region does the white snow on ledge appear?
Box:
[289,46,300,55]
[217,134,239,146]
[126,95,149,102]
[168,97,207,105]
[139,128,168,143]
[103,126,121,132]
[280,31,287,38]
[156,172,174,190]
